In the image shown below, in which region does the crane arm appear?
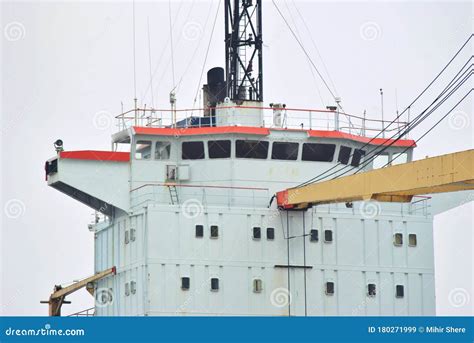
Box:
[41,267,116,316]
[276,149,474,210]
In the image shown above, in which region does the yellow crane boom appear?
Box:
[41,267,116,316]
[276,149,474,210]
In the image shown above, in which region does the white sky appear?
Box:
[1,0,472,316]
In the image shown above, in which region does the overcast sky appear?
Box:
[1,0,472,316]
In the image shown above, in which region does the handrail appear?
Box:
[131,182,269,193]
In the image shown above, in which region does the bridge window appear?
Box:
[236,140,269,159]
[396,285,404,298]
[208,140,231,159]
[182,141,205,160]
[351,149,366,167]
[155,141,171,160]
[135,140,152,160]
[310,229,319,242]
[325,281,335,295]
[338,146,352,164]
[392,152,408,165]
[373,153,389,169]
[302,143,336,162]
[271,142,298,160]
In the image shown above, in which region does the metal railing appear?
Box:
[130,183,270,209]
[67,307,95,317]
[115,106,409,138]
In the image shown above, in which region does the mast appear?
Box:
[225,0,263,102]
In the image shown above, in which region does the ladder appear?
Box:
[168,185,179,205]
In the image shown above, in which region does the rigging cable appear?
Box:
[351,71,473,175]
[140,1,186,104]
[283,1,326,107]
[291,0,339,98]
[381,89,473,168]
[132,0,137,101]
[302,211,307,317]
[175,2,214,93]
[192,0,222,107]
[272,0,337,101]
[295,34,473,188]
[168,0,176,89]
[319,63,472,181]
[146,17,155,108]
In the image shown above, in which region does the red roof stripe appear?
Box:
[132,126,415,147]
[307,130,416,147]
[133,126,270,136]
[60,150,130,162]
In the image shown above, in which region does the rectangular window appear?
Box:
[302,143,336,162]
[135,140,152,160]
[130,281,136,294]
[210,225,219,238]
[236,140,269,159]
[396,285,404,298]
[182,141,205,160]
[181,277,190,290]
[208,140,231,159]
[393,233,403,246]
[351,149,366,167]
[373,154,389,169]
[195,225,204,238]
[210,278,219,291]
[125,282,130,296]
[368,283,376,297]
[253,227,261,240]
[310,229,319,242]
[325,282,335,295]
[266,228,275,240]
[392,153,408,165]
[324,229,333,243]
[271,142,299,160]
[155,141,171,160]
[338,146,352,164]
[253,279,263,293]
[408,234,417,247]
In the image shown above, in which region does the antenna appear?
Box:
[225,0,263,102]
[379,88,384,138]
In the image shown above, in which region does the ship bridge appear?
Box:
[45,104,416,216]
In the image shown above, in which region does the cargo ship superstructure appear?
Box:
[43,0,453,316]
